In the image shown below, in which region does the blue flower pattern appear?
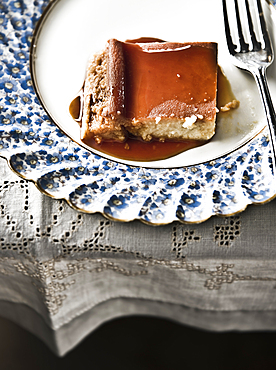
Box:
[1,0,276,224]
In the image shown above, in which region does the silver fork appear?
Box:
[222,0,276,171]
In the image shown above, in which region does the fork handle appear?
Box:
[252,66,276,172]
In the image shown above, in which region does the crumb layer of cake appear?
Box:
[127,116,216,142]
[81,48,126,143]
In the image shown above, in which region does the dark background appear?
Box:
[0,315,276,369]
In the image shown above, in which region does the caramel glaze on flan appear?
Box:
[81,38,219,144]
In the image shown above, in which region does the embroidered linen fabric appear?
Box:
[1,155,276,355]
[1,0,276,357]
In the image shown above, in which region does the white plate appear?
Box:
[31,0,275,168]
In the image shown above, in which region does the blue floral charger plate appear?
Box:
[1,0,276,225]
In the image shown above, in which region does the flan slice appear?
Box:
[81,38,218,144]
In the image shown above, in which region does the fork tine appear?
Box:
[256,0,272,52]
[222,0,237,55]
[245,0,262,51]
[234,0,249,52]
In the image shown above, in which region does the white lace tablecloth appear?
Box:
[1,155,276,355]
[1,0,276,357]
